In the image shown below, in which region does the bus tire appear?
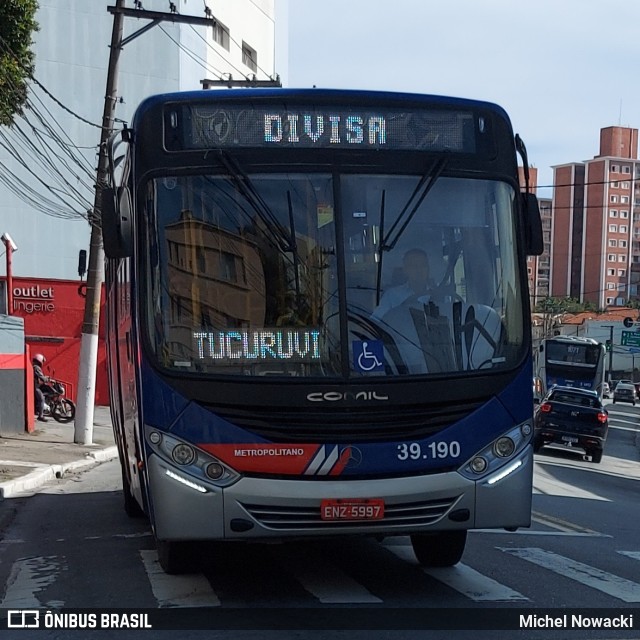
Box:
[121,467,145,518]
[156,539,193,575]
[590,449,603,464]
[410,530,467,567]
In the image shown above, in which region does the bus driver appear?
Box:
[372,248,434,320]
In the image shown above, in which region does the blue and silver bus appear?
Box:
[534,336,606,399]
[102,88,543,573]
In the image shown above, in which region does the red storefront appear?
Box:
[7,276,109,405]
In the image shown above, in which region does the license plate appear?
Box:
[562,435,579,443]
[320,498,385,521]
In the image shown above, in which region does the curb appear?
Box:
[0,446,119,500]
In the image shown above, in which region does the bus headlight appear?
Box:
[470,457,487,473]
[493,437,515,458]
[144,425,240,488]
[172,443,195,466]
[459,421,531,481]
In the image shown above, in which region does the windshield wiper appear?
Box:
[380,153,449,251]
[214,149,294,256]
[374,154,449,306]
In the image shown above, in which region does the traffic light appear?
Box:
[623,316,634,328]
[606,339,612,352]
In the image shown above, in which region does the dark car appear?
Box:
[613,382,637,405]
[533,386,608,463]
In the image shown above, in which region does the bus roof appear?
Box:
[132,87,512,125]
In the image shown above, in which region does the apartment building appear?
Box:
[551,126,640,310]
[527,197,552,308]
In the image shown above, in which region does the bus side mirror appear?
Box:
[523,192,543,256]
[102,186,133,258]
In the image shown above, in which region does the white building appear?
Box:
[0,0,278,282]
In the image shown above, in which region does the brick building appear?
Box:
[551,126,640,309]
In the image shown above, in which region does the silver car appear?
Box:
[613,382,637,405]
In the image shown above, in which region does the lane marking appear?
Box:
[139,550,220,607]
[0,555,65,608]
[617,551,640,561]
[385,544,528,602]
[533,464,610,500]
[285,558,382,603]
[531,510,602,535]
[499,547,640,603]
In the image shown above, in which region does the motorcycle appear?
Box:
[40,380,76,423]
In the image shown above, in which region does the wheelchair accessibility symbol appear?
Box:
[353,340,384,372]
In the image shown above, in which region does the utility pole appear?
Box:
[75,0,125,445]
[75,2,216,445]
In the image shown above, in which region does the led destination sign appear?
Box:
[194,328,321,362]
[172,104,477,152]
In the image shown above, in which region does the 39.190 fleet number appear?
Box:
[397,441,461,461]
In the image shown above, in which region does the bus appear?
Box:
[533,336,606,400]
[101,88,543,574]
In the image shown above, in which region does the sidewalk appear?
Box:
[0,405,118,499]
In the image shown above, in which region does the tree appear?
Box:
[0,0,39,127]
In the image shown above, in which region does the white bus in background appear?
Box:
[534,336,606,400]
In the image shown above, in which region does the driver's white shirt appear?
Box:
[371,284,430,320]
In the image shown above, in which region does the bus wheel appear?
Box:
[121,468,145,519]
[156,539,193,575]
[590,449,603,464]
[410,530,467,567]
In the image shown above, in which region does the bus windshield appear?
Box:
[142,171,524,378]
[546,341,601,367]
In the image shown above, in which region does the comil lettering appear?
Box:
[264,113,386,146]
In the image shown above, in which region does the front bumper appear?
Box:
[147,446,533,541]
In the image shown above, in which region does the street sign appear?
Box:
[621,331,640,347]
[623,316,635,328]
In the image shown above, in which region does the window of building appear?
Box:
[618,269,626,276]
[242,41,258,72]
[621,196,629,204]
[620,225,628,233]
[608,254,617,262]
[620,240,628,248]
[609,224,618,232]
[618,283,626,291]
[611,181,619,188]
[212,20,230,50]
[609,239,618,247]
[611,165,619,173]
[607,268,616,276]
[623,166,631,174]
[622,181,630,189]
[610,210,618,217]
[606,297,614,305]
[621,210,629,218]
[219,252,239,282]
[607,283,616,290]
[618,254,627,262]
[611,195,619,203]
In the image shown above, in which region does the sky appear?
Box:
[281,0,640,198]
